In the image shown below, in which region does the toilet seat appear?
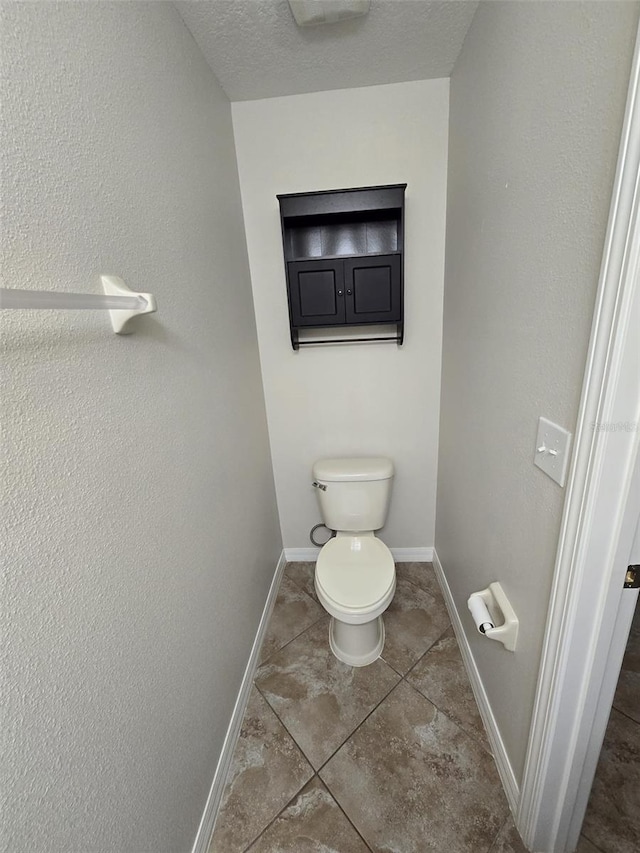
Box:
[316,536,395,614]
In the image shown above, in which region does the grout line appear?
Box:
[610,702,640,727]
[240,777,313,853]
[253,679,309,749]
[395,567,443,603]
[257,612,327,667]
[382,621,452,676]
[282,563,319,602]
[400,631,495,758]
[401,675,494,758]
[257,667,402,775]
[251,683,315,780]
[315,678,404,773]
[378,652,405,677]
[377,572,452,677]
[485,813,511,853]
[579,831,609,853]
[256,564,323,667]
[252,680,311,760]
[241,772,375,853]
[318,775,376,852]
[607,704,640,735]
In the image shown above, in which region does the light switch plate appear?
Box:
[534,417,572,487]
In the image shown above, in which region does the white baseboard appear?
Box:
[190,550,287,853]
[284,546,434,563]
[389,547,434,562]
[432,548,520,815]
[284,547,319,561]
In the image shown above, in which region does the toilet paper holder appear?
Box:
[467,582,519,652]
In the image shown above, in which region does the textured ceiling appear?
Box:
[176,0,479,101]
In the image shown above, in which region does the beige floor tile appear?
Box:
[488,817,528,853]
[256,617,400,769]
[395,561,444,600]
[381,575,451,675]
[581,708,640,853]
[246,777,369,852]
[284,560,319,602]
[320,680,509,853]
[259,574,324,664]
[407,627,490,751]
[576,837,603,853]
[208,687,313,853]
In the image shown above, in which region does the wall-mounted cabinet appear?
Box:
[277,184,406,349]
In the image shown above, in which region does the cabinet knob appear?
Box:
[347,289,352,295]
[337,290,343,296]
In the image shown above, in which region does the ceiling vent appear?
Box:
[288,0,370,27]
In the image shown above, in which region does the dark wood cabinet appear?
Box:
[288,259,345,326]
[278,185,406,349]
[344,254,401,325]
[288,254,401,328]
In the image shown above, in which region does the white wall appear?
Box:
[437,0,639,784]
[232,80,449,549]
[0,3,281,851]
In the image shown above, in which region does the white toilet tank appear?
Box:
[312,457,394,532]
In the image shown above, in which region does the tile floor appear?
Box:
[208,562,635,853]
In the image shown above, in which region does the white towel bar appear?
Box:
[0,276,157,334]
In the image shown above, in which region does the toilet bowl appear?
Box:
[312,457,396,666]
[316,533,396,665]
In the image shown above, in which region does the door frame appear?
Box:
[518,22,640,853]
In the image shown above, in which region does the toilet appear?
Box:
[312,457,396,666]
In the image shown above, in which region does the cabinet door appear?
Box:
[343,255,401,325]
[288,260,345,327]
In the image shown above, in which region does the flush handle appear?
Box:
[312,481,327,491]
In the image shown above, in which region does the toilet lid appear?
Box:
[316,537,395,610]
